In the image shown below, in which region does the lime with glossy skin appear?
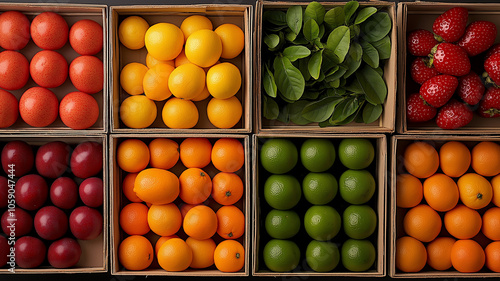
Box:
[265,209,301,239]
[338,138,375,169]
[300,139,336,172]
[263,175,301,210]
[339,169,376,204]
[302,172,338,205]
[341,239,376,272]
[343,205,377,239]
[260,138,298,174]
[304,205,341,241]
[263,239,301,272]
[305,240,340,272]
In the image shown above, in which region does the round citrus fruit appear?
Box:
[338,138,374,170]
[426,236,455,271]
[207,96,242,129]
[174,48,190,67]
[148,138,179,170]
[264,174,301,210]
[120,95,157,129]
[179,167,212,205]
[302,172,337,205]
[211,138,245,173]
[482,207,500,241]
[120,62,148,96]
[457,173,493,209]
[145,23,184,61]
[403,204,442,242]
[304,205,341,241]
[403,142,439,178]
[343,205,377,240]
[143,63,174,101]
[214,239,245,272]
[118,235,153,270]
[471,141,500,177]
[145,53,174,68]
[396,236,427,273]
[485,241,500,273]
[180,15,213,39]
[155,235,178,255]
[157,237,193,271]
[260,138,297,174]
[216,205,245,239]
[162,97,199,129]
[186,237,216,269]
[168,63,205,100]
[451,239,485,273]
[179,137,212,168]
[396,174,423,208]
[134,168,179,205]
[206,62,241,99]
[148,203,182,236]
[491,174,500,207]
[121,173,141,203]
[265,209,300,239]
[214,23,244,59]
[439,141,471,178]
[263,239,300,272]
[305,240,340,272]
[444,204,482,239]
[300,138,335,172]
[339,169,376,205]
[119,202,150,235]
[184,29,221,68]
[211,172,244,206]
[117,139,150,173]
[341,239,376,272]
[183,205,217,240]
[118,16,149,50]
[423,173,459,212]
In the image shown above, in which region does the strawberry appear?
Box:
[436,99,473,129]
[406,93,437,122]
[429,43,470,77]
[457,21,497,56]
[484,52,500,86]
[485,43,500,59]
[457,72,485,106]
[407,29,439,56]
[419,74,458,108]
[432,7,468,43]
[410,57,440,85]
[478,87,500,118]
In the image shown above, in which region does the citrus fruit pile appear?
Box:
[116,137,246,272]
[396,140,500,273]
[259,137,378,273]
[118,15,245,129]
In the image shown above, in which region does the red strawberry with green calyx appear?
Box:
[436,99,473,129]
[410,57,440,85]
[484,52,500,86]
[457,72,485,106]
[429,43,470,77]
[420,74,458,108]
[457,21,497,56]
[432,7,468,43]
[478,87,500,118]
[407,29,439,56]
[406,93,437,122]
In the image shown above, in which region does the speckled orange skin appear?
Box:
[69,19,103,55]
[19,87,59,127]
[59,91,99,130]
[69,55,103,94]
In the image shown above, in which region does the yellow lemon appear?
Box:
[207,96,242,129]
[118,16,149,50]
[162,97,199,129]
[180,15,213,40]
[143,63,175,101]
[214,23,245,59]
[184,29,222,68]
[120,95,157,128]
[146,53,174,69]
[120,62,149,96]
[168,63,205,100]
[206,62,241,99]
[145,23,184,61]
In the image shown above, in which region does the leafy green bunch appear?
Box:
[262,1,392,127]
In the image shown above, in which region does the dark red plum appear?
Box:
[15,174,48,210]
[14,236,46,268]
[47,237,81,268]
[34,206,68,241]
[1,140,34,176]
[35,141,71,178]
[70,141,103,179]
[50,177,78,209]
[1,208,33,237]
[79,177,103,207]
[69,206,102,240]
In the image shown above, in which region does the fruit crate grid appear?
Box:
[252,133,387,277]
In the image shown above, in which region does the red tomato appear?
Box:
[59,92,99,130]
[30,50,68,88]
[69,56,103,94]
[0,50,29,90]
[0,11,30,50]
[31,12,68,50]
[69,19,103,56]
[19,87,59,127]
[0,89,18,128]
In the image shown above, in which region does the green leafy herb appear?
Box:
[326,26,350,63]
[283,46,311,62]
[304,1,326,25]
[287,6,303,35]
[273,56,305,101]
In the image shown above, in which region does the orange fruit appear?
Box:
[451,239,485,273]
[168,63,205,100]
[482,207,500,241]
[117,139,150,173]
[155,235,178,255]
[162,97,199,129]
[122,173,142,203]
[119,202,150,235]
[395,236,427,273]
[423,173,459,212]
[180,15,213,40]
[457,173,493,209]
[403,142,439,179]
[180,203,199,219]
[118,235,154,271]
[403,204,442,242]
[143,63,174,101]
[179,168,212,205]
[396,174,423,208]
[206,62,241,99]
[211,172,244,205]
[174,48,191,67]
[179,138,212,168]
[206,96,243,129]
[134,168,179,205]
[485,241,500,272]
[216,205,245,239]
[426,236,456,271]
[214,23,244,59]
[491,174,500,207]
[439,141,471,178]
[186,237,216,269]
[148,138,179,170]
[145,23,184,61]
[471,141,500,177]
[183,205,218,240]
[184,29,222,68]
[211,138,245,173]
[145,53,174,69]
[444,204,482,240]
[157,237,193,271]
[148,203,182,237]
[214,240,245,272]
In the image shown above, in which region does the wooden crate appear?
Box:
[397,2,500,134]
[255,1,397,134]
[252,134,387,277]
[109,5,253,133]
[0,134,108,273]
[0,3,108,133]
[390,135,500,278]
[109,134,250,276]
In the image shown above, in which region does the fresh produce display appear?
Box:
[261,1,392,127]
[117,14,245,129]
[116,137,246,273]
[0,139,104,269]
[406,6,500,129]
[396,140,500,274]
[0,10,104,130]
[258,137,379,273]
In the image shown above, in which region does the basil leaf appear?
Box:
[344,1,359,25]
[329,97,359,125]
[304,1,326,25]
[264,10,287,26]
[372,35,391,60]
[362,103,383,124]
[326,26,350,63]
[361,12,392,43]
[287,6,303,35]
[355,65,387,105]
[334,99,363,125]
[263,64,277,98]
[264,33,280,49]
[302,96,344,122]
[308,50,323,80]
[361,40,380,68]
[324,7,344,30]
[303,19,320,42]
[283,46,311,62]
[289,100,312,125]
[273,56,305,101]
[263,95,279,120]
[355,7,377,24]
[344,42,363,78]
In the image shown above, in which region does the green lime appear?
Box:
[263,239,301,272]
[339,169,376,204]
[338,138,375,169]
[305,240,340,272]
[302,172,338,205]
[260,138,298,174]
[343,205,377,239]
[304,205,341,241]
[263,174,301,210]
[341,239,376,272]
[300,139,336,172]
[265,209,301,239]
